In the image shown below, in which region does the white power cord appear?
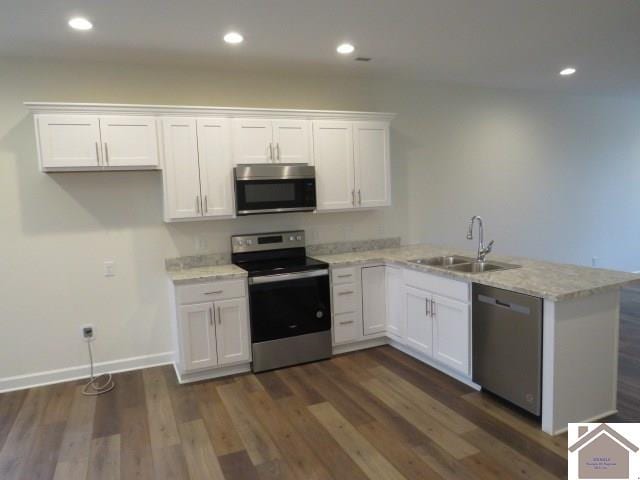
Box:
[82,339,115,396]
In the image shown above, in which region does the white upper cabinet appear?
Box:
[215,297,250,366]
[197,118,234,218]
[313,121,356,210]
[98,116,159,168]
[314,120,391,211]
[37,115,102,170]
[354,121,391,208]
[232,119,273,164]
[36,114,159,171]
[232,118,312,165]
[272,120,312,164]
[161,118,202,220]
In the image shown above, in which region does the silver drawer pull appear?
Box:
[204,290,223,295]
[337,274,352,278]
[339,320,355,325]
[338,291,354,295]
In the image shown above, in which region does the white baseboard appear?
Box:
[332,336,388,355]
[549,409,618,436]
[174,362,251,384]
[0,351,174,393]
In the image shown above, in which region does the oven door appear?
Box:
[248,270,330,343]
[235,178,316,215]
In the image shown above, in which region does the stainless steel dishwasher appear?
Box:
[472,284,543,415]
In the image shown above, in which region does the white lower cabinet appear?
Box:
[385,266,405,339]
[361,266,387,336]
[432,294,470,374]
[404,286,433,356]
[174,279,250,380]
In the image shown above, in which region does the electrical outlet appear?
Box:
[195,236,208,252]
[103,260,115,277]
[82,325,94,340]
[592,256,599,267]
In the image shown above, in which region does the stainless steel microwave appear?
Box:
[234,164,317,215]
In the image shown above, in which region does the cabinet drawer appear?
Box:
[333,284,360,314]
[403,269,469,303]
[177,279,245,305]
[333,312,360,344]
[332,267,358,285]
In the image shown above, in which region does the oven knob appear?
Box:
[296,235,302,241]
[289,236,295,241]
[237,239,244,246]
[246,239,253,245]
[315,310,324,319]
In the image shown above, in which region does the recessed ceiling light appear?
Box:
[68,17,93,31]
[559,67,577,76]
[224,32,244,44]
[337,43,355,55]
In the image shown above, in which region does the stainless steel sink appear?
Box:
[409,255,474,267]
[409,255,520,274]
[447,260,520,274]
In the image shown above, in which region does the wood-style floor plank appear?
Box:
[142,367,181,450]
[88,433,121,480]
[179,419,226,480]
[309,401,407,480]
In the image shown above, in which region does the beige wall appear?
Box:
[0,57,408,382]
[2,55,639,384]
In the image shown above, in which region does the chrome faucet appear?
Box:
[467,216,494,262]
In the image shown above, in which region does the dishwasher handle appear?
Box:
[477,294,531,315]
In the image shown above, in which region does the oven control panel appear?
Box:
[231,230,305,253]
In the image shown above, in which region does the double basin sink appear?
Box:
[408,255,520,274]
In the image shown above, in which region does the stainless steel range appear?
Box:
[231,230,331,372]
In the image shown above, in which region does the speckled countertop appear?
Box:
[313,244,640,301]
[167,264,247,284]
[166,240,640,301]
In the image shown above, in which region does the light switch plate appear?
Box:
[103,260,115,277]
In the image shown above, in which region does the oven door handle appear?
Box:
[249,269,329,285]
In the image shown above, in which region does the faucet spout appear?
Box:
[467,216,494,261]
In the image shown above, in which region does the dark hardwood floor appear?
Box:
[1,288,638,479]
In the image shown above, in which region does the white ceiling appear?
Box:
[2,0,639,94]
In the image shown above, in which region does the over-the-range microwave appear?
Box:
[234,164,317,215]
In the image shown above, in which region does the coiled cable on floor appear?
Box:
[82,340,115,396]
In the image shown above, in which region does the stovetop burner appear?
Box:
[234,256,327,277]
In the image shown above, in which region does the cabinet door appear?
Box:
[354,121,391,208]
[272,120,312,164]
[232,119,273,164]
[37,115,102,170]
[99,115,159,168]
[215,298,250,366]
[313,121,355,211]
[178,302,218,371]
[386,266,406,340]
[362,266,387,336]
[161,118,203,220]
[433,294,470,375]
[197,118,234,218]
[405,286,433,356]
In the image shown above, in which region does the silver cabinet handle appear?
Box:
[337,274,352,278]
[268,143,273,161]
[95,142,100,165]
[338,290,354,295]
[431,299,436,318]
[217,306,222,325]
[276,143,280,161]
[358,189,362,205]
[104,142,109,166]
[339,320,354,325]
[204,195,208,213]
[425,298,430,317]
[209,307,213,326]
[195,195,200,214]
[352,190,356,206]
[204,290,223,295]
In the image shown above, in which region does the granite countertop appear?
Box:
[165,239,640,301]
[313,244,640,301]
[167,264,247,284]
